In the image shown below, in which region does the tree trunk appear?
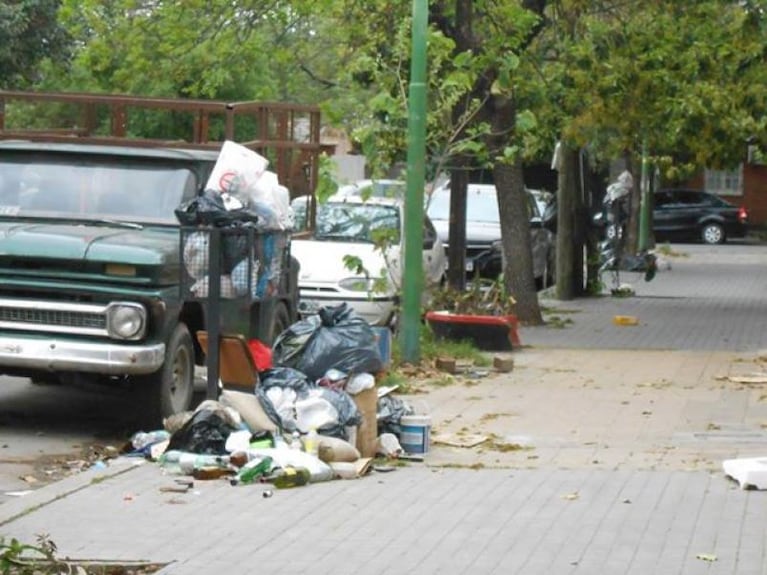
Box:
[556,145,578,300]
[490,96,542,325]
[447,165,468,291]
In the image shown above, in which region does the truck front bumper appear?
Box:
[0,336,166,375]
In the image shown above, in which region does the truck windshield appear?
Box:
[0,157,198,224]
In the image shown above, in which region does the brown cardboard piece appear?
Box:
[352,387,378,458]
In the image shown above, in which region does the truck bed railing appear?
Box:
[0,90,323,196]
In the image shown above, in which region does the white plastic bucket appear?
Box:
[399,414,431,454]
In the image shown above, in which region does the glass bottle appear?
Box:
[230,456,274,486]
[267,467,311,489]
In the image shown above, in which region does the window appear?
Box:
[704,167,742,196]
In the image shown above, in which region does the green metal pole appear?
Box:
[638,141,651,251]
[400,0,427,364]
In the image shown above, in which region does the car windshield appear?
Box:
[427,188,500,223]
[0,157,198,224]
[315,202,400,243]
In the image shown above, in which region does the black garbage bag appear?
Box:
[166,409,239,455]
[272,303,383,381]
[175,189,260,227]
[259,367,312,392]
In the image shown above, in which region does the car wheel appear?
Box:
[135,323,195,427]
[701,222,725,244]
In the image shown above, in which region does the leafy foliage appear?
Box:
[0,0,71,88]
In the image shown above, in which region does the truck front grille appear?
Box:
[0,298,109,336]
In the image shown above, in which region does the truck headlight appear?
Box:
[106,303,147,340]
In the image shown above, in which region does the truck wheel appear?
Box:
[137,323,195,426]
[268,302,291,346]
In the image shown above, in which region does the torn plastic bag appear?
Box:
[166,408,240,455]
[272,303,383,381]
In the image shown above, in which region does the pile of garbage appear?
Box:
[124,303,420,488]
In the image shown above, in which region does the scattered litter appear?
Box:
[372,464,396,473]
[3,490,33,497]
[20,475,38,484]
[435,357,457,374]
[376,385,399,398]
[726,375,767,384]
[398,453,424,462]
[722,457,767,490]
[262,489,273,498]
[696,553,717,562]
[613,315,639,326]
[562,492,579,501]
[432,433,489,448]
[160,485,192,494]
[493,356,514,373]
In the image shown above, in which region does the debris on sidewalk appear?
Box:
[696,553,717,562]
[722,457,767,490]
[119,305,440,492]
[493,356,514,373]
[432,433,489,448]
[613,315,639,326]
[723,374,767,384]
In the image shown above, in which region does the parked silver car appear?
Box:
[426,182,556,287]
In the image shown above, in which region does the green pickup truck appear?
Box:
[0,91,321,425]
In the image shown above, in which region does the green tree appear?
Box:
[326,0,548,324]
[0,0,71,88]
[521,0,767,296]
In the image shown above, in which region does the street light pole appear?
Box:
[400,0,428,364]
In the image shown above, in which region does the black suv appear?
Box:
[653,188,748,245]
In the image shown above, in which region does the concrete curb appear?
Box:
[0,458,144,528]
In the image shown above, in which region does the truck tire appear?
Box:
[136,323,195,426]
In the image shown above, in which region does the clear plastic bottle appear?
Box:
[302,428,319,457]
[158,450,231,475]
[290,431,302,451]
[273,431,288,450]
[131,430,170,451]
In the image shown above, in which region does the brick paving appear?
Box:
[1,241,766,574]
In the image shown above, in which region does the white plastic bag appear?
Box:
[205,140,269,197]
[296,391,340,432]
[248,171,289,231]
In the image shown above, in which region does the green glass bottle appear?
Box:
[230,456,274,486]
[268,466,311,489]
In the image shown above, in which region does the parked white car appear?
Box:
[291,195,446,326]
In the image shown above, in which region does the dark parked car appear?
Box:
[653,188,748,244]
